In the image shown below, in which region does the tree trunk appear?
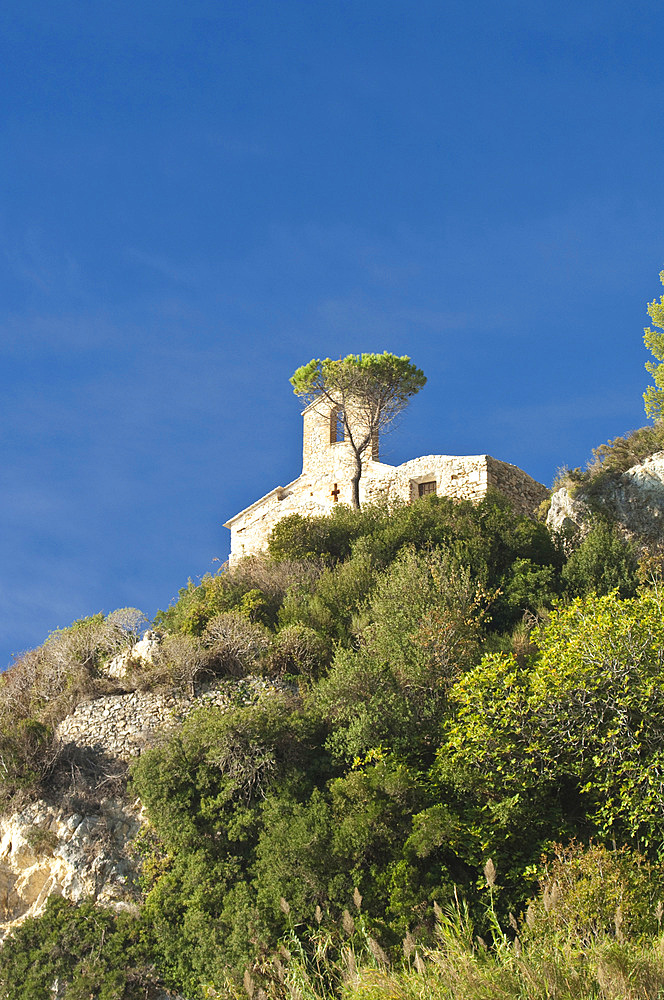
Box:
[350,454,362,509]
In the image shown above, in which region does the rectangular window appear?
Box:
[330,407,345,443]
[418,481,437,497]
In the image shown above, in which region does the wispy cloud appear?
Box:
[2,227,85,297]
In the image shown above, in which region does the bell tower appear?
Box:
[301,397,379,476]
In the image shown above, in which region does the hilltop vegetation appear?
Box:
[4,462,664,996]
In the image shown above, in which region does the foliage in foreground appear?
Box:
[2,486,664,996]
[123,584,664,995]
[6,843,664,1000]
[0,896,156,999]
[643,270,664,421]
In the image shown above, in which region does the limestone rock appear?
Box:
[546,487,593,537]
[106,628,161,678]
[547,452,664,544]
[0,797,140,940]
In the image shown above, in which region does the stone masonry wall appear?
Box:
[225,397,549,563]
[227,454,549,562]
[487,457,550,516]
[56,676,290,762]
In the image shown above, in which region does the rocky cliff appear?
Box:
[0,796,140,940]
[547,451,664,546]
[0,668,288,946]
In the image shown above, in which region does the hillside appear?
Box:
[3,428,664,998]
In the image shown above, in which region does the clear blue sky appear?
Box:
[2,0,663,667]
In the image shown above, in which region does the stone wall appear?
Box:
[487,457,550,517]
[226,451,549,562]
[225,395,549,563]
[56,676,290,762]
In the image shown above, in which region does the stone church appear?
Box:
[224,398,548,563]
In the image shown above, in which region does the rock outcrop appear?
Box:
[1,674,290,944]
[0,796,140,940]
[106,629,161,678]
[547,452,664,545]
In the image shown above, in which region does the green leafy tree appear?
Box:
[643,270,664,419]
[443,590,664,862]
[290,352,426,508]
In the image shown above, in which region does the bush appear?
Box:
[202,612,272,676]
[0,895,157,999]
[148,633,210,694]
[443,590,664,862]
[0,718,60,808]
[524,842,664,948]
[279,549,378,642]
[591,422,664,474]
[562,523,639,598]
[314,547,489,764]
[0,611,137,731]
[269,625,331,679]
[554,423,664,492]
[155,558,323,635]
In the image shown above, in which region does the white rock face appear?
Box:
[0,797,140,940]
[106,629,161,678]
[547,452,664,543]
[546,488,592,536]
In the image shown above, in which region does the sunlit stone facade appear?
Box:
[224,399,548,563]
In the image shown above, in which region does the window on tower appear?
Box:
[330,406,345,443]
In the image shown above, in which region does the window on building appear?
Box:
[330,406,345,443]
[418,480,437,497]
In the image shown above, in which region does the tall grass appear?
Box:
[203,891,664,1000]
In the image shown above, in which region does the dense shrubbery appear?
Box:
[0,896,156,999]
[5,491,664,997]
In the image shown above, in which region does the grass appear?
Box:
[202,894,664,1000]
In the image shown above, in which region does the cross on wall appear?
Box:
[331,483,340,501]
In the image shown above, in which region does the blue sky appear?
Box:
[2,0,663,667]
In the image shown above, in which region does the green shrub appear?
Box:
[554,422,664,496]
[0,718,59,808]
[24,824,59,856]
[269,624,332,679]
[0,896,156,999]
[562,523,638,598]
[279,549,378,642]
[443,590,664,862]
[524,842,664,948]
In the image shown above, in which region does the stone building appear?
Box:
[224,398,548,563]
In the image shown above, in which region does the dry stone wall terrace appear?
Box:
[56,676,291,762]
